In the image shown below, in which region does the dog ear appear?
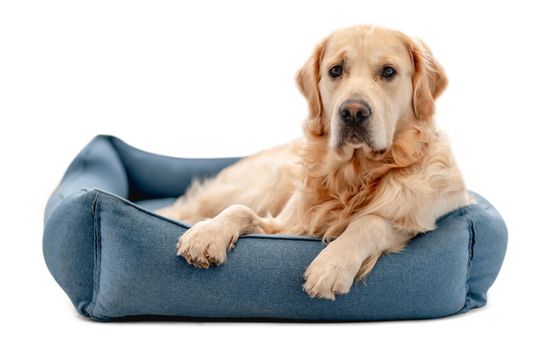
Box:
[407,39,447,121]
[296,39,328,137]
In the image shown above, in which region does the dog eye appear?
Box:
[380,66,397,79]
[329,65,343,79]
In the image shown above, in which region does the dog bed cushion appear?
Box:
[43,135,507,321]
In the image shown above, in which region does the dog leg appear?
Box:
[303,214,409,300]
[176,204,268,268]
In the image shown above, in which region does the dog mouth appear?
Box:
[347,134,366,147]
[336,127,373,149]
[333,127,388,161]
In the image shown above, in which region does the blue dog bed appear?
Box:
[43,135,507,321]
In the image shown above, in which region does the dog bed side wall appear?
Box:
[43,190,99,318]
[43,135,128,318]
[462,198,508,312]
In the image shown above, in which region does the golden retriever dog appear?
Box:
[157,24,470,300]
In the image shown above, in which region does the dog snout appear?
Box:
[339,99,371,124]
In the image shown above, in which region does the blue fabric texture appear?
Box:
[43,135,507,321]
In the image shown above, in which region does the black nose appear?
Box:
[339,99,372,124]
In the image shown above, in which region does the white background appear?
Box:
[1,0,557,348]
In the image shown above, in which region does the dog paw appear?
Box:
[302,249,361,300]
[176,219,236,268]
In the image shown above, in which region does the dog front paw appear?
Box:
[303,249,361,300]
[176,219,236,268]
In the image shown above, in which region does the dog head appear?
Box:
[296,25,447,160]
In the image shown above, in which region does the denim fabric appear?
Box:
[43,135,507,321]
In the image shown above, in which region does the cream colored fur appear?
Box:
[158,24,470,300]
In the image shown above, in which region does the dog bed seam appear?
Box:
[87,192,102,319]
[459,212,477,314]
[92,189,489,244]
